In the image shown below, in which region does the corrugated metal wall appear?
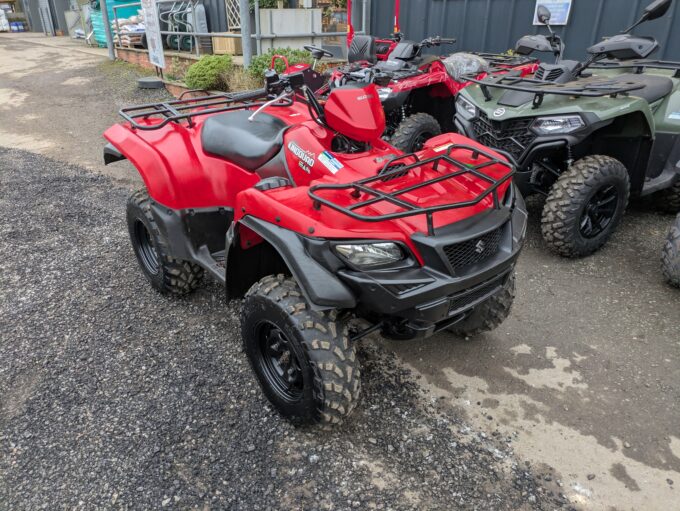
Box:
[371,0,680,61]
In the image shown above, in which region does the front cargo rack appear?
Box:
[464,73,646,108]
[308,144,514,236]
[118,89,290,130]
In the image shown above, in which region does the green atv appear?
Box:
[455,0,680,257]
[662,214,680,286]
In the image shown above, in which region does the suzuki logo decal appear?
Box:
[474,240,486,254]
[493,108,506,118]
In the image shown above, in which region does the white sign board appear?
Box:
[533,0,573,26]
[141,0,165,68]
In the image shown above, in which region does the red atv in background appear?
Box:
[328,35,542,153]
[103,71,527,426]
[280,35,540,153]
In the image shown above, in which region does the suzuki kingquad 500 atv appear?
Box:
[455,0,680,258]
[103,71,527,426]
[316,34,540,154]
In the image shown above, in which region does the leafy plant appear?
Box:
[249,0,284,9]
[184,54,233,91]
[248,47,313,81]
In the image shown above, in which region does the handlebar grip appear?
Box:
[229,88,267,102]
[440,38,457,44]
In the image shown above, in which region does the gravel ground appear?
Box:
[0,148,569,509]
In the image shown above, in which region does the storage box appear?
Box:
[212,33,242,55]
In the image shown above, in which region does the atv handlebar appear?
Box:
[420,36,457,47]
[228,88,267,102]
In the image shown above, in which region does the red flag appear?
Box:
[346,0,354,48]
[394,0,400,33]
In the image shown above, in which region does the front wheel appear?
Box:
[389,113,442,153]
[541,155,630,258]
[242,275,361,426]
[662,215,680,287]
[448,273,516,337]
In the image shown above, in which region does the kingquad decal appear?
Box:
[318,151,344,174]
[287,141,315,173]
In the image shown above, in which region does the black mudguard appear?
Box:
[228,217,357,310]
[103,143,126,165]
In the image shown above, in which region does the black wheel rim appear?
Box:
[134,220,160,275]
[256,321,304,402]
[412,131,434,152]
[579,184,619,239]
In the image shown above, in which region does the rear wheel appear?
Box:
[242,275,360,426]
[390,113,441,153]
[541,155,630,258]
[126,189,204,295]
[662,215,680,287]
[448,273,515,337]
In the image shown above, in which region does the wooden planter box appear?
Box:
[212,33,242,55]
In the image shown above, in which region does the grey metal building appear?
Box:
[370,0,680,61]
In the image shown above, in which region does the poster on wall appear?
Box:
[141,0,165,68]
[533,0,573,25]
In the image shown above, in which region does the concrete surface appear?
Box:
[1,33,679,510]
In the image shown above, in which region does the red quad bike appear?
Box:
[284,35,540,154]
[103,71,528,426]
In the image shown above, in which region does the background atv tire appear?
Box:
[655,180,680,214]
[541,155,630,258]
[390,113,441,153]
[242,275,360,426]
[662,215,680,287]
[448,273,515,337]
[126,189,204,295]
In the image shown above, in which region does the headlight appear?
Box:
[531,115,585,135]
[335,242,404,268]
[377,87,392,100]
[456,94,477,120]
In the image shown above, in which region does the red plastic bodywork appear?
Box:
[323,84,386,142]
[103,85,513,263]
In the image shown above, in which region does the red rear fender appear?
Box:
[103,123,259,210]
[104,124,179,203]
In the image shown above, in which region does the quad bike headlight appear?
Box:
[456,94,477,120]
[335,242,404,268]
[532,115,585,135]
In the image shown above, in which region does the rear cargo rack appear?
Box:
[118,90,291,130]
[308,144,514,236]
[474,52,538,69]
[465,74,646,108]
[590,59,680,77]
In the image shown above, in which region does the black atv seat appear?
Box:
[614,73,673,103]
[201,110,287,171]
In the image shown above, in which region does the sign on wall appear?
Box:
[533,0,573,25]
[140,0,165,68]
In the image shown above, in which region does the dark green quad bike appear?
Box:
[662,214,680,286]
[455,0,680,257]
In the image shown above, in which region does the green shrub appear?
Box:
[184,55,233,90]
[248,47,313,81]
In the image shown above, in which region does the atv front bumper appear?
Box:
[336,187,528,339]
